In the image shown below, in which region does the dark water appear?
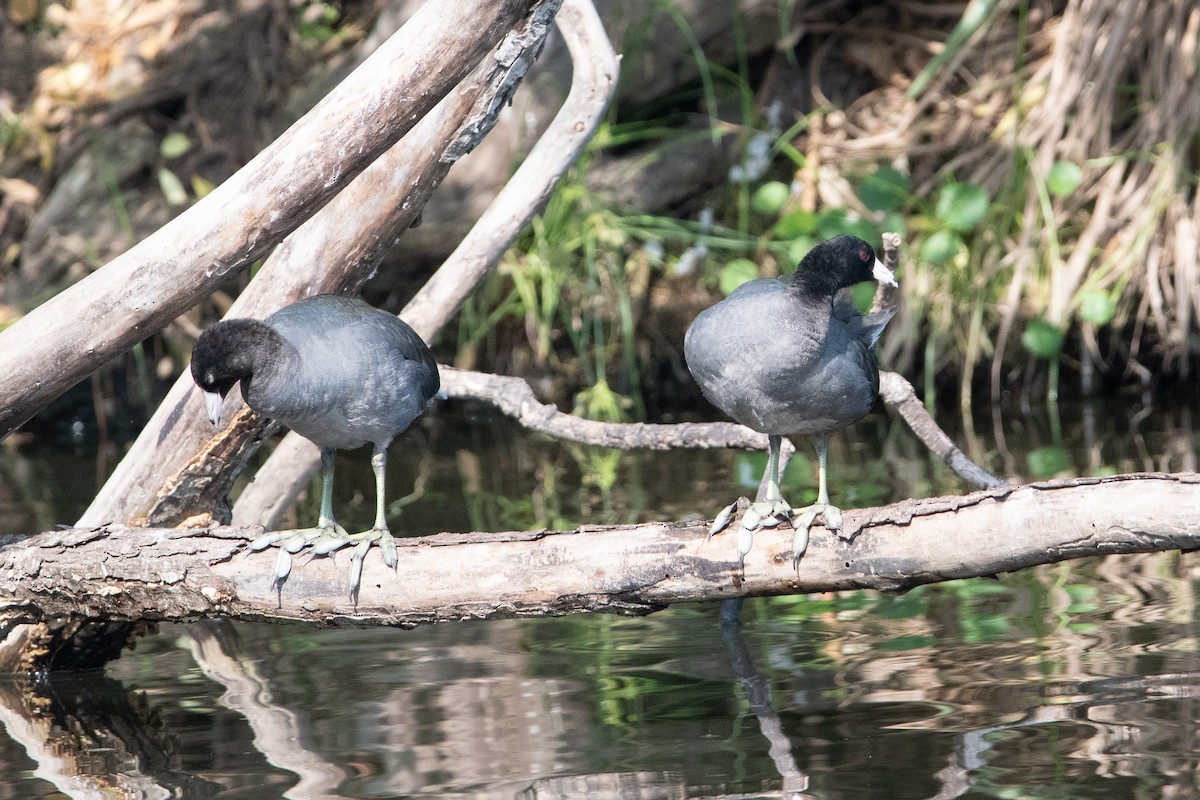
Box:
[0,392,1197,798]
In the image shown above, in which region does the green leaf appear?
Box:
[935,182,989,232]
[156,167,189,206]
[1021,317,1064,359]
[919,229,963,267]
[949,577,1010,598]
[849,281,875,311]
[1064,583,1099,614]
[159,132,192,159]
[859,166,909,212]
[751,181,790,215]
[1046,161,1083,197]
[190,174,215,199]
[815,209,877,243]
[772,209,817,239]
[1078,289,1115,325]
[961,613,1010,644]
[876,591,928,620]
[882,211,906,237]
[1026,445,1069,478]
[881,634,935,651]
[719,258,759,295]
[782,236,816,271]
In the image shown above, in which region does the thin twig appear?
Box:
[440,367,786,453]
[879,371,1008,489]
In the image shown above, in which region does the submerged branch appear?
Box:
[1,473,1195,630]
[878,372,1009,489]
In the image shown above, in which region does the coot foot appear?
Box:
[789,501,843,568]
[738,496,793,563]
[248,520,349,584]
[342,527,398,602]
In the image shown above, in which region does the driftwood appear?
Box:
[0,0,591,676]
[228,0,621,530]
[0,0,552,441]
[1,2,1185,694]
[79,0,576,528]
[1,474,1196,636]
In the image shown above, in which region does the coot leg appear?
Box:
[728,435,794,565]
[342,446,399,603]
[250,447,350,585]
[790,433,844,567]
[250,445,401,601]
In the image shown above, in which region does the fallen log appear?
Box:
[2,473,1195,634]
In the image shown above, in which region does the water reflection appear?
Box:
[0,393,1197,797]
[3,568,1200,797]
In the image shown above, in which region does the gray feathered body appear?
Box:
[684,278,891,437]
[243,296,439,451]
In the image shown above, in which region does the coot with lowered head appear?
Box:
[191,294,440,600]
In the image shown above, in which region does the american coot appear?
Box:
[684,235,897,566]
[190,294,440,600]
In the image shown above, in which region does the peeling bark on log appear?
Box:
[2,474,1196,629]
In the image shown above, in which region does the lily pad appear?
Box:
[772,209,817,239]
[1078,289,1115,325]
[920,229,962,267]
[1047,161,1083,197]
[751,181,790,215]
[859,166,909,212]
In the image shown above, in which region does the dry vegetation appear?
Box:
[804,0,1199,402]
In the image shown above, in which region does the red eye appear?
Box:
[859,249,869,261]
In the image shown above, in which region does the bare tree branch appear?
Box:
[231,0,620,529]
[79,0,567,528]
[401,0,620,343]
[440,367,787,452]
[3,473,1196,628]
[0,0,549,441]
[873,232,1006,489]
[879,372,1009,489]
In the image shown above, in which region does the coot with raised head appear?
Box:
[684,235,896,565]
